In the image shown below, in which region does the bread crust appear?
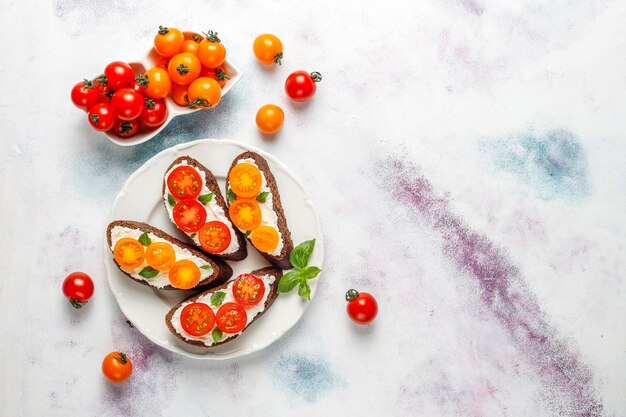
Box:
[226,151,293,269]
[164,267,283,347]
[106,220,233,290]
[162,156,248,261]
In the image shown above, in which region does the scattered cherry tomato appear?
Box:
[168,52,201,85]
[144,67,171,99]
[253,34,283,65]
[102,352,133,383]
[111,88,144,120]
[345,289,378,325]
[140,98,168,127]
[87,103,115,132]
[112,118,140,138]
[104,61,135,90]
[71,79,99,111]
[255,104,284,134]
[187,77,221,108]
[285,71,322,102]
[170,82,189,106]
[197,30,226,69]
[62,272,95,309]
[154,26,184,58]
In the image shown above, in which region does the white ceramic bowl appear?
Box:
[105,36,242,147]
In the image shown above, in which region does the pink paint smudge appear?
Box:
[378,157,603,417]
[461,0,484,16]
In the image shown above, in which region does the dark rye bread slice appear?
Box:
[227,151,293,269]
[162,156,247,262]
[106,220,232,290]
[165,266,282,347]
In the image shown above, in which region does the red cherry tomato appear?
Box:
[111,88,144,121]
[112,118,140,138]
[104,61,135,90]
[173,199,207,233]
[62,272,95,308]
[232,274,265,306]
[131,74,149,95]
[180,303,215,336]
[93,75,113,103]
[167,166,203,199]
[215,302,247,333]
[198,221,231,254]
[70,79,99,110]
[285,71,322,102]
[87,103,115,132]
[345,290,378,324]
[140,98,168,128]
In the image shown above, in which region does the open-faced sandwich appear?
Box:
[106,220,232,290]
[165,267,282,347]
[162,156,247,261]
[225,151,293,269]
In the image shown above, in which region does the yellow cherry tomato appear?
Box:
[187,77,221,109]
[251,226,280,253]
[170,82,189,106]
[229,163,262,198]
[182,39,200,55]
[113,238,145,270]
[169,260,201,289]
[253,34,283,65]
[145,242,176,271]
[144,67,171,99]
[153,26,184,58]
[255,104,284,134]
[228,199,262,231]
[168,52,201,85]
[197,31,226,69]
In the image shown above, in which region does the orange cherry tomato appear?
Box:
[168,52,201,85]
[153,52,170,70]
[184,32,204,42]
[200,65,230,88]
[197,31,226,69]
[228,163,262,198]
[228,199,262,231]
[153,26,184,58]
[187,77,221,109]
[145,242,176,271]
[102,352,133,383]
[253,34,283,65]
[182,39,200,55]
[255,104,284,134]
[113,238,145,270]
[144,67,171,99]
[169,259,201,289]
[250,225,280,253]
[180,303,215,336]
[232,274,266,306]
[215,302,247,333]
[170,83,189,106]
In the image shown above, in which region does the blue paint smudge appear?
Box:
[479,129,589,201]
[271,353,337,402]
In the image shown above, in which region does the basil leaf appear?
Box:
[277,271,301,293]
[138,266,159,278]
[245,230,252,237]
[226,188,236,201]
[210,291,226,307]
[290,239,316,269]
[212,327,223,342]
[198,193,214,204]
[167,193,176,206]
[138,232,151,247]
[297,279,311,300]
[190,232,197,239]
[200,265,212,270]
[300,266,321,280]
[257,191,270,203]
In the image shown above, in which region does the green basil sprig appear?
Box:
[212,327,223,342]
[277,239,321,300]
[210,291,225,307]
[257,191,269,203]
[198,193,214,204]
[167,193,176,207]
[139,266,159,278]
[138,232,151,247]
[226,188,236,201]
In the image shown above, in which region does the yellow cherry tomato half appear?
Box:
[256,104,284,134]
[145,242,176,271]
[197,31,226,69]
[113,238,145,270]
[168,52,201,85]
[229,163,262,198]
[144,67,171,99]
[253,34,283,65]
[251,225,280,253]
[154,26,184,58]
[228,199,262,231]
[187,77,221,109]
[168,260,201,289]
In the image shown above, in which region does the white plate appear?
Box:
[104,139,323,359]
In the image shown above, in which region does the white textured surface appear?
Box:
[1,0,625,416]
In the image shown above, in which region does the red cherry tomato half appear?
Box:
[215,302,247,333]
[87,103,115,132]
[70,79,99,110]
[112,118,140,138]
[345,290,378,325]
[173,199,207,233]
[104,61,135,90]
[232,274,265,306]
[62,272,95,308]
[167,166,203,199]
[180,302,215,336]
[140,98,168,128]
[111,88,144,121]
[285,71,322,102]
[198,221,231,254]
